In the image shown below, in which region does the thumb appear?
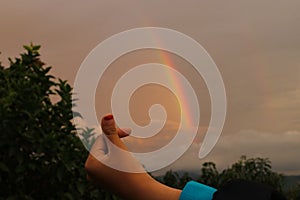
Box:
[101,114,117,135]
[101,114,128,150]
[101,114,131,137]
[100,114,145,173]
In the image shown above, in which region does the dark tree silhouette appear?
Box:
[0,44,107,199]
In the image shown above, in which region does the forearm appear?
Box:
[138,178,181,200]
[86,152,181,200]
[117,172,181,200]
[85,115,182,200]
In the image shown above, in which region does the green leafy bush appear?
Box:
[0,44,103,199]
[161,156,285,192]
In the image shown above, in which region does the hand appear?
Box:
[88,114,145,174]
[85,114,181,200]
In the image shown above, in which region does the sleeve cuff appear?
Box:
[179,181,217,200]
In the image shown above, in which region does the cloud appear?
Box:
[75,115,300,175]
[2,0,299,175]
[168,129,300,175]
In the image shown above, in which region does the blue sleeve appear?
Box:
[179,181,217,200]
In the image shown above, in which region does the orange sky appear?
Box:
[1,0,300,175]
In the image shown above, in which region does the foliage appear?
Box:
[161,156,286,193]
[197,156,284,191]
[218,156,284,191]
[161,170,192,190]
[0,44,104,199]
[163,170,180,188]
[199,162,219,188]
[285,183,300,200]
[178,172,193,189]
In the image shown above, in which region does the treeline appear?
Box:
[0,45,299,199]
[156,157,300,200]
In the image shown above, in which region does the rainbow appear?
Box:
[156,49,196,129]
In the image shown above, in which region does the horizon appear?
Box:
[1,0,299,175]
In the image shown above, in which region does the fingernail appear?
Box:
[104,115,113,121]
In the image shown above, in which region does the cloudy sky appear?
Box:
[1,0,299,175]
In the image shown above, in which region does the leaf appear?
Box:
[76,182,85,195]
[0,162,10,172]
[32,45,41,51]
[57,166,64,182]
[23,45,31,52]
[64,192,74,200]
[72,111,82,118]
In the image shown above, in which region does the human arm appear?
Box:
[84,114,181,200]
